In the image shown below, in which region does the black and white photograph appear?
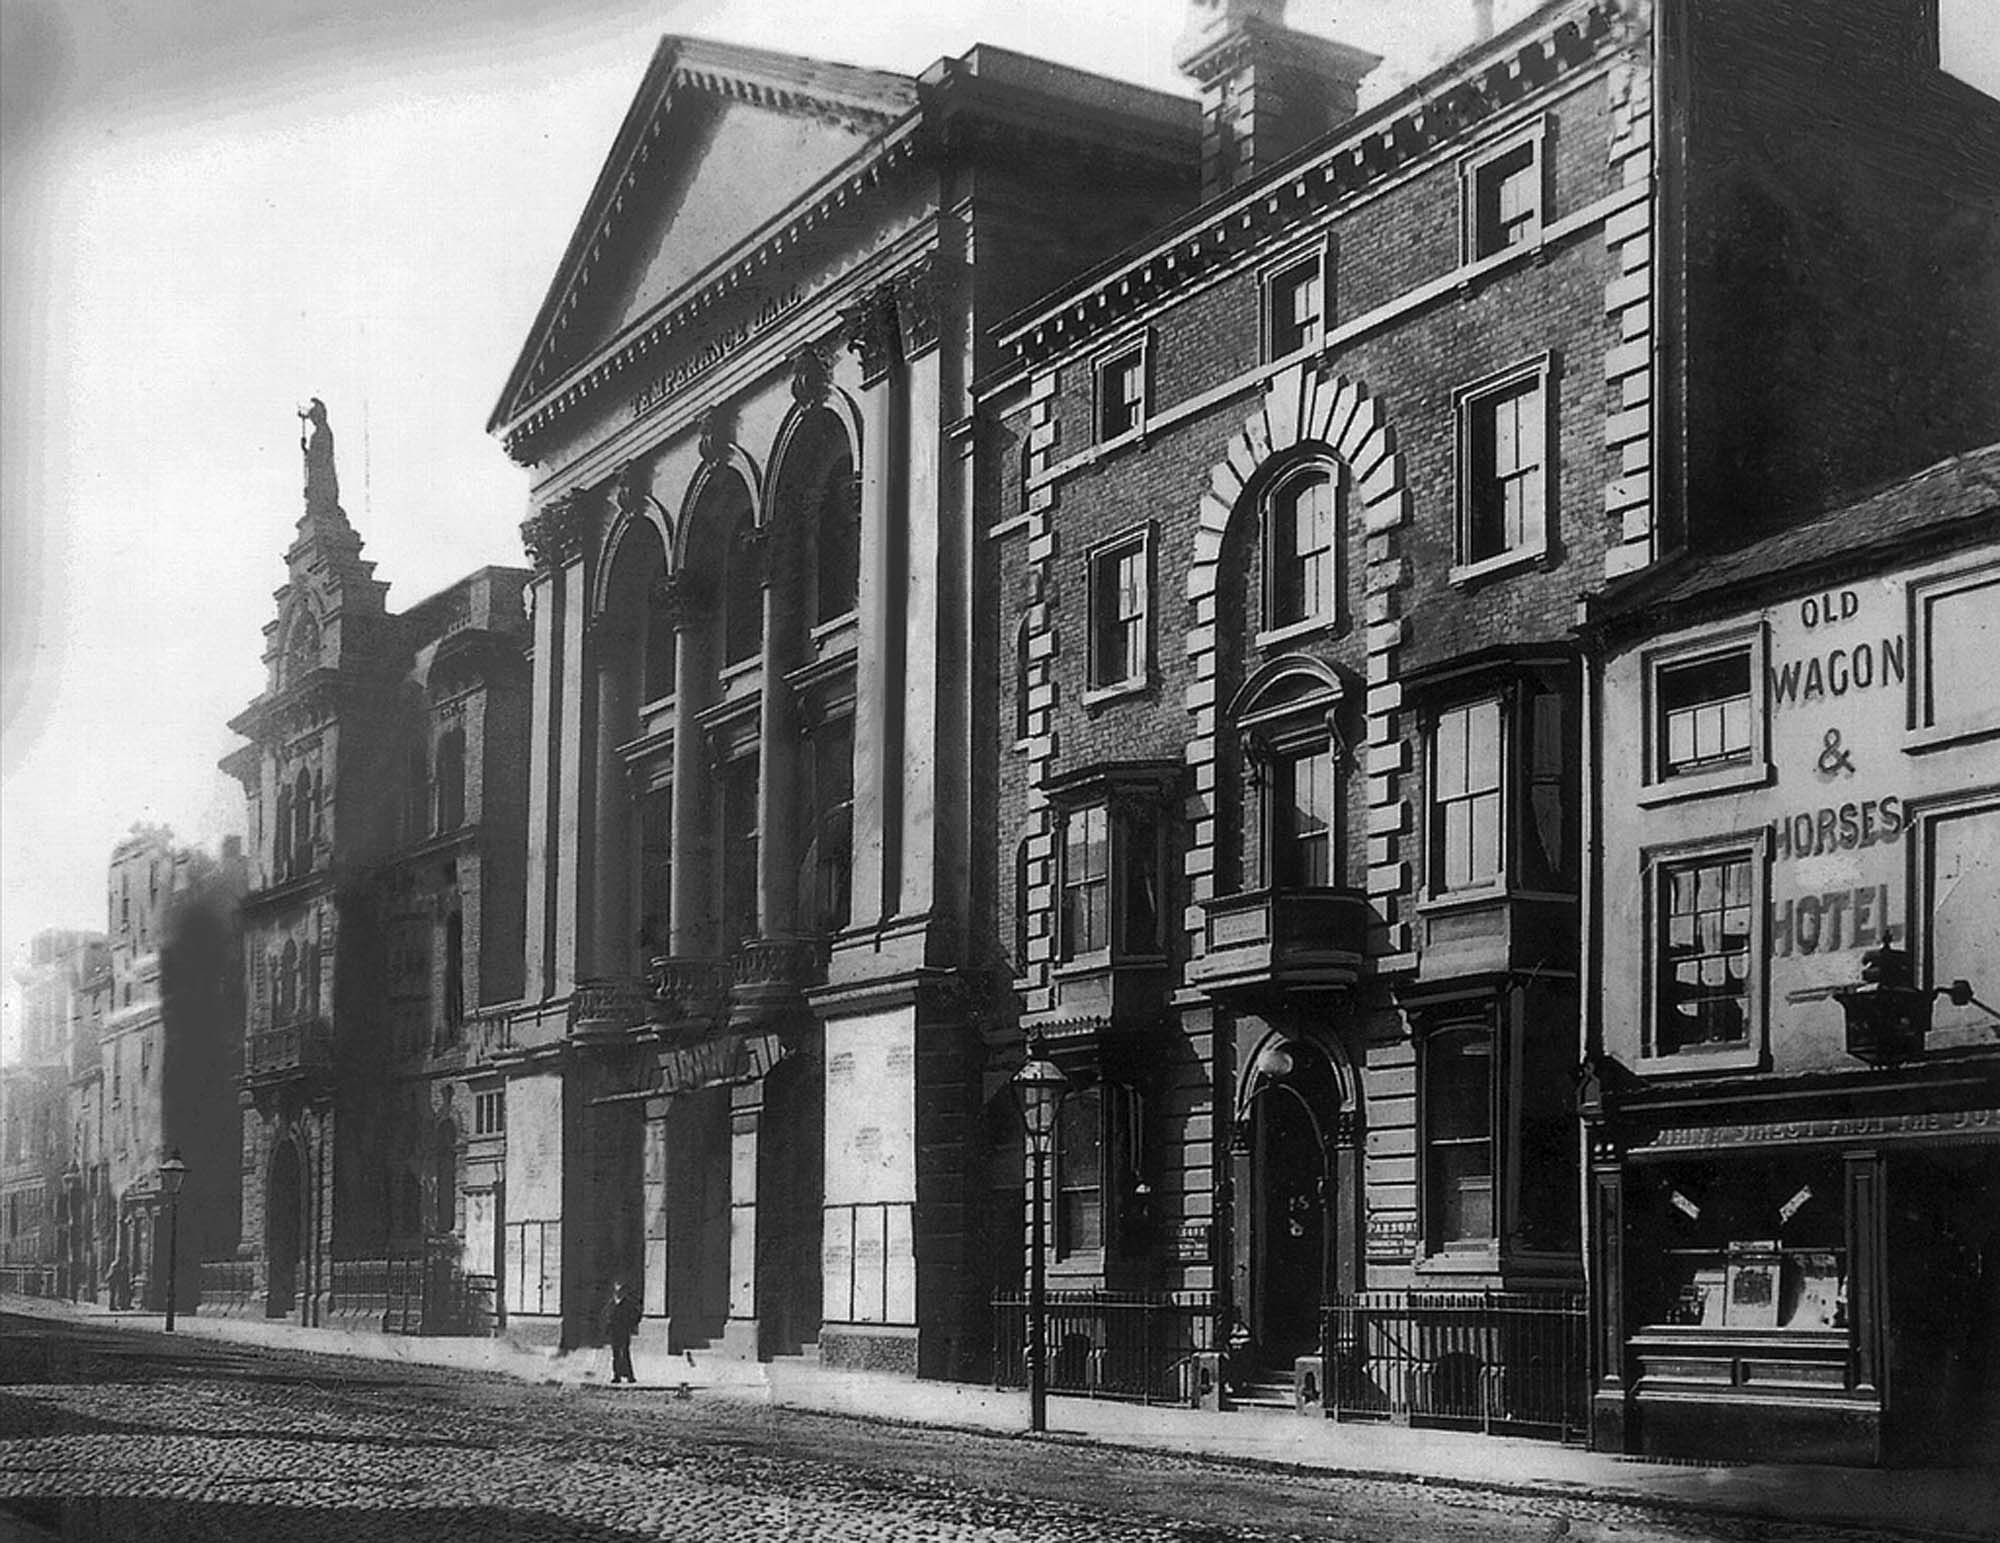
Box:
[2,1,1998,1538]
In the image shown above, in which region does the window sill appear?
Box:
[1255,616,1336,651]
[1262,340,1324,372]
[1636,1042,1762,1076]
[1415,1246,1500,1276]
[1637,759,1772,808]
[1052,953,1167,980]
[1081,676,1151,711]
[1447,545,1547,589]
[1418,882,1511,914]
[718,656,761,686]
[1095,424,1145,456]
[1902,718,1999,755]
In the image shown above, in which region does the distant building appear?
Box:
[221,401,531,1329]
[1583,448,2000,1466]
[2,929,103,1297]
[59,829,247,1313]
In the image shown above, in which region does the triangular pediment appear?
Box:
[492,38,916,432]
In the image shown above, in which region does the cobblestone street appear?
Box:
[0,1314,1939,1543]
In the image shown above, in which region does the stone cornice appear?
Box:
[991,1,1626,379]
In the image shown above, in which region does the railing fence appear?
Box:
[993,1291,1221,1406]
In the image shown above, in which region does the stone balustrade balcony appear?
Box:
[245,1017,335,1085]
[1187,887,1372,999]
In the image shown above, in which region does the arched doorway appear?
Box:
[266,1140,302,1319]
[1243,1036,1341,1374]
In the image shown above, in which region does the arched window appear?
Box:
[1264,465,1340,633]
[304,935,321,1019]
[443,909,464,1025]
[274,786,294,881]
[1227,658,1347,892]
[278,939,298,1021]
[814,459,859,626]
[291,769,313,878]
[435,729,466,832]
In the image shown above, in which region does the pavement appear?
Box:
[5,1292,1995,1542]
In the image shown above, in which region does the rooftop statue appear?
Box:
[298,397,340,516]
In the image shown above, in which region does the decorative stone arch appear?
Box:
[764,388,863,628]
[765,385,864,493]
[671,443,765,573]
[590,494,675,621]
[1232,1020,1361,1139]
[1183,361,1413,967]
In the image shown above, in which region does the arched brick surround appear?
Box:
[1184,361,1414,967]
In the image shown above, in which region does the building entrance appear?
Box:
[1244,1037,1340,1374]
[266,1141,301,1320]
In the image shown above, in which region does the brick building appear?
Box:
[221,403,530,1328]
[970,0,1998,1435]
[483,36,1198,1372]
[1583,447,2000,1465]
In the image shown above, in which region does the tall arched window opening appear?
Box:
[722,502,764,667]
[435,728,466,832]
[291,769,314,879]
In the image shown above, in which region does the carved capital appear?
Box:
[895,253,942,360]
[790,341,837,407]
[697,404,737,464]
[520,489,600,571]
[840,286,901,385]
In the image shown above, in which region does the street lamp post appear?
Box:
[158,1150,188,1333]
[1009,1040,1071,1435]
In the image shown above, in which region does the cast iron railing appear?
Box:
[993,1290,1221,1406]
[1322,1289,1588,1441]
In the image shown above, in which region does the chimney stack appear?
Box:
[1175,0,1382,200]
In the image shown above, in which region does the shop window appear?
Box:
[1455,360,1550,577]
[1096,342,1147,442]
[1086,529,1150,694]
[1463,126,1543,260]
[1909,560,2000,744]
[1055,1085,1104,1257]
[1640,1157,1845,1331]
[1264,466,1339,636]
[1652,847,1758,1058]
[1430,699,1503,895]
[1265,251,1325,360]
[1424,1026,1494,1249]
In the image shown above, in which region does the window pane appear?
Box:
[1926,578,2000,728]
[1659,651,1753,774]
[1436,707,1469,799]
[1658,854,1753,1053]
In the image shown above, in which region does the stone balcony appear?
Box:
[648,956,734,1031]
[1187,887,1372,999]
[729,936,828,1027]
[244,1018,335,1085]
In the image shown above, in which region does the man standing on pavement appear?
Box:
[601,1279,642,1385]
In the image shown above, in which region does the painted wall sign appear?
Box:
[1771,883,1899,956]
[1170,1223,1211,1263]
[1640,1106,2000,1152]
[1768,637,1905,706]
[1770,796,1904,859]
[629,286,807,420]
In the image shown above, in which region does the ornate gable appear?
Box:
[491,37,917,435]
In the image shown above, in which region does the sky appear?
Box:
[1,0,1994,1052]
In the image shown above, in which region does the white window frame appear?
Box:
[1084,526,1152,703]
[1905,558,2000,751]
[1428,697,1508,901]
[1639,829,1769,1073]
[1261,239,1330,363]
[1460,118,1547,263]
[1638,622,1772,805]
[1093,334,1150,446]
[1451,354,1554,585]
[1910,788,2000,1047]
[1258,461,1343,646]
